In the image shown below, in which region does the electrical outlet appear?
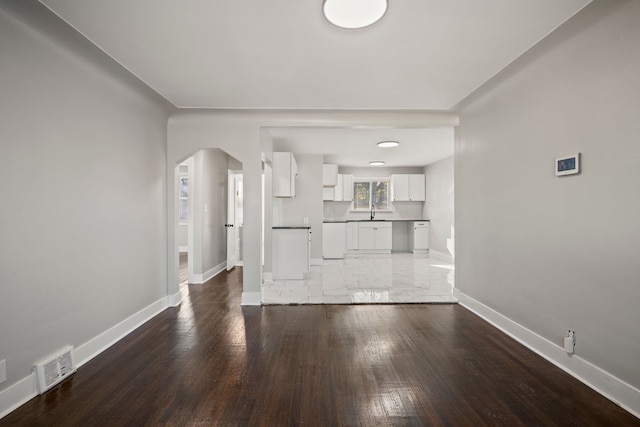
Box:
[564,330,575,354]
[0,359,6,384]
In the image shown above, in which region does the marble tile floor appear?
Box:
[262,252,456,305]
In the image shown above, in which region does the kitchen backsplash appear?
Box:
[323,201,426,221]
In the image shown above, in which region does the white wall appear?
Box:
[423,156,454,257]
[455,0,640,406]
[0,1,171,395]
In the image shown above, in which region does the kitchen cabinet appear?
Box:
[323,222,346,259]
[273,152,297,198]
[323,164,338,187]
[391,174,425,201]
[272,227,310,279]
[323,187,335,201]
[408,221,430,253]
[357,222,392,252]
[342,174,354,201]
[346,222,358,250]
[334,174,343,201]
[323,174,354,202]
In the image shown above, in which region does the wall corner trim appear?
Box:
[241,292,261,306]
[192,261,226,284]
[428,250,454,264]
[457,291,640,419]
[167,291,182,307]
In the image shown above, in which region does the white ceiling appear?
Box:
[38,0,591,166]
[269,127,454,167]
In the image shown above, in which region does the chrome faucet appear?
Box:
[370,205,376,220]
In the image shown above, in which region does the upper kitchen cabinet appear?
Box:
[342,174,354,201]
[391,174,426,202]
[323,164,338,187]
[273,152,297,198]
[323,173,354,201]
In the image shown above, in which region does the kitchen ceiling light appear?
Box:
[323,0,388,29]
[369,161,385,166]
[377,141,399,148]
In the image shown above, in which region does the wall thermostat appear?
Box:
[555,153,580,176]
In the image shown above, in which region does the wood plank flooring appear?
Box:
[2,268,638,426]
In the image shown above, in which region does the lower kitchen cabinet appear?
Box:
[408,221,430,253]
[357,222,392,252]
[346,222,358,250]
[323,222,346,259]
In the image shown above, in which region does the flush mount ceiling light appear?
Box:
[323,0,388,29]
[377,140,399,148]
[369,161,385,166]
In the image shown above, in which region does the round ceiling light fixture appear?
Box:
[377,140,399,148]
[369,161,385,166]
[323,0,388,29]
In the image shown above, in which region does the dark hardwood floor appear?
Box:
[2,268,638,426]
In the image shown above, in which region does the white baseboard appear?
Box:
[167,291,182,307]
[310,258,323,266]
[429,249,454,264]
[178,246,188,253]
[456,290,640,419]
[241,291,261,306]
[192,261,226,284]
[0,374,37,420]
[263,272,273,282]
[74,297,168,367]
[0,295,172,420]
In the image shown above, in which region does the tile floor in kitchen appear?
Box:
[262,252,456,305]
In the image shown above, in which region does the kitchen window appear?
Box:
[353,178,390,211]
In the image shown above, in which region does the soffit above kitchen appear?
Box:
[39,0,592,110]
[269,127,453,167]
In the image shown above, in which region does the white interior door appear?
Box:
[226,172,237,270]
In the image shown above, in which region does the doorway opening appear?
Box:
[174,149,243,290]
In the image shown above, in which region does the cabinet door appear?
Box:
[346,222,358,250]
[375,226,393,250]
[409,174,425,201]
[392,174,410,201]
[323,164,338,186]
[334,174,343,201]
[322,187,335,201]
[290,154,297,197]
[273,152,295,197]
[413,226,429,250]
[342,174,354,201]
[358,226,376,249]
[323,223,346,258]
